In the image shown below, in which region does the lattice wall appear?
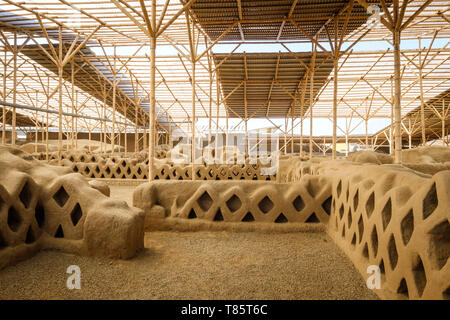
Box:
[133,177,332,224]
[0,146,145,270]
[326,163,450,300]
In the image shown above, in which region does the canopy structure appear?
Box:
[0,0,447,172]
[214,52,333,118]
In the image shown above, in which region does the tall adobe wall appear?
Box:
[322,161,450,300]
[0,146,145,270]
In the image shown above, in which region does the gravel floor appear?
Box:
[0,231,378,300]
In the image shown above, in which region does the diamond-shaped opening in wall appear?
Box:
[213,208,224,221]
[362,243,369,259]
[197,191,213,211]
[412,255,427,298]
[275,213,288,223]
[358,215,364,244]
[337,180,342,198]
[306,212,320,223]
[0,230,7,249]
[25,226,35,244]
[428,220,450,270]
[353,189,359,211]
[321,196,332,216]
[53,186,70,207]
[258,196,274,214]
[70,203,83,226]
[35,202,45,228]
[397,278,409,299]
[365,192,375,218]
[382,198,392,231]
[379,259,385,275]
[339,204,344,219]
[388,235,399,270]
[371,225,378,258]
[351,233,356,246]
[443,286,450,300]
[242,212,255,222]
[423,183,438,220]
[347,208,352,227]
[54,225,64,238]
[7,206,22,232]
[188,208,197,219]
[19,181,32,209]
[293,195,305,212]
[401,209,414,246]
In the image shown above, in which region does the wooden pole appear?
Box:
[309,43,316,161]
[393,28,402,163]
[442,99,446,145]
[148,0,156,181]
[390,76,394,155]
[418,37,426,145]
[112,46,117,154]
[332,19,338,160]
[2,48,6,145]
[46,76,49,162]
[12,32,17,146]
[58,27,63,164]
[71,60,75,149]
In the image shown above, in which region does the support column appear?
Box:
[393,29,402,163]
[12,33,17,146]
[332,24,338,160]
[2,48,6,145]
[57,28,63,164]
[149,35,156,181]
[418,37,426,145]
[309,43,316,161]
[191,58,196,180]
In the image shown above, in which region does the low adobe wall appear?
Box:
[69,162,276,181]
[133,177,332,226]
[0,146,145,270]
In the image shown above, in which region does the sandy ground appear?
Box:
[0,231,378,300]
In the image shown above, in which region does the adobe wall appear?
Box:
[0,146,145,270]
[133,177,332,227]
[133,158,450,300]
[323,161,449,300]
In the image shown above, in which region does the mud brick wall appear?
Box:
[133,177,332,224]
[325,162,450,300]
[0,146,145,270]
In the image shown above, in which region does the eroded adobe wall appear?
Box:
[324,161,450,300]
[0,146,145,270]
[133,177,332,227]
